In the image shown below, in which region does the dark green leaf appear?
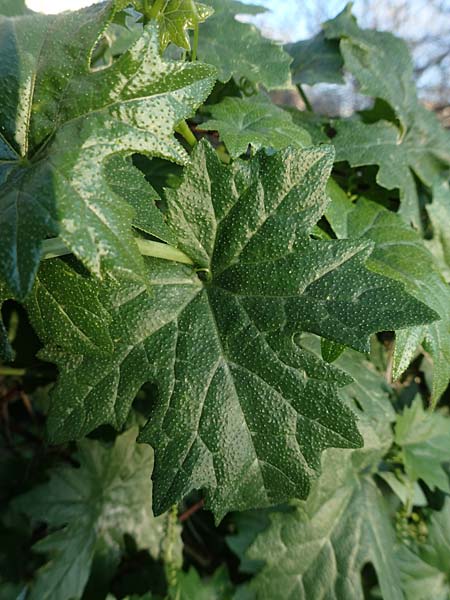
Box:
[36,141,436,522]
[286,32,344,86]
[172,567,233,600]
[14,428,172,600]
[198,96,311,158]
[330,196,450,404]
[105,155,177,244]
[197,0,291,90]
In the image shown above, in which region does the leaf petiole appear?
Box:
[41,237,194,266]
[175,120,197,147]
[148,0,166,20]
[0,366,26,377]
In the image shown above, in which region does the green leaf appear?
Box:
[0,0,31,16]
[243,452,403,600]
[198,96,311,158]
[0,4,216,298]
[172,567,233,600]
[323,4,416,132]
[395,397,450,493]
[398,501,450,600]
[331,114,450,227]
[331,196,450,404]
[197,0,292,90]
[25,259,113,356]
[105,155,177,244]
[14,428,172,600]
[427,179,450,282]
[36,141,437,522]
[323,6,450,227]
[0,283,14,363]
[286,31,344,86]
[397,546,449,600]
[159,1,213,51]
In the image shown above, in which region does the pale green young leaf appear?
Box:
[198,96,311,158]
[395,397,450,493]
[36,142,436,522]
[14,428,172,600]
[197,0,292,90]
[243,453,403,600]
[0,3,215,298]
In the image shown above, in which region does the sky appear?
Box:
[26,0,346,40]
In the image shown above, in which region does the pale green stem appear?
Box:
[149,0,166,19]
[41,237,194,266]
[0,366,26,377]
[175,120,197,147]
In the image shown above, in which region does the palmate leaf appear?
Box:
[323,5,450,227]
[398,501,450,600]
[14,428,172,600]
[395,397,450,493]
[286,32,344,86]
[197,0,292,90]
[30,141,437,521]
[132,0,213,51]
[198,96,311,158]
[326,193,450,404]
[234,346,402,599]
[0,2,215,299]
[427,179,450,282]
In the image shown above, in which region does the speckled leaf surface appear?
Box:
[197,0,291,89]
[156,0,214,51]
[198,96,311,158]
[286,32,344,86]
[0,2,216,299]
[335,197,450,404]
[14,428,172,600]
[105,155,177,244]
[36,141,436,521]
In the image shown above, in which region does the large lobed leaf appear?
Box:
[0,1,215,299]
[14,428,174,600]
[198,96,311,158]
[28,141,437,521]
[197,0,292,90]
[322,5,450,227]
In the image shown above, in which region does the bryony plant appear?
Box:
[0,1,449,599]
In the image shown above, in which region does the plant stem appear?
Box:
[0,366,26,377]
[175,120,197,147]
[297,84,313,112]
[191,0,200,62]
[135,238,193,265]
[41,237,194,266]
[149,0,166,19]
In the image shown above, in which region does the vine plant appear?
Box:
[0,0,449,599]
